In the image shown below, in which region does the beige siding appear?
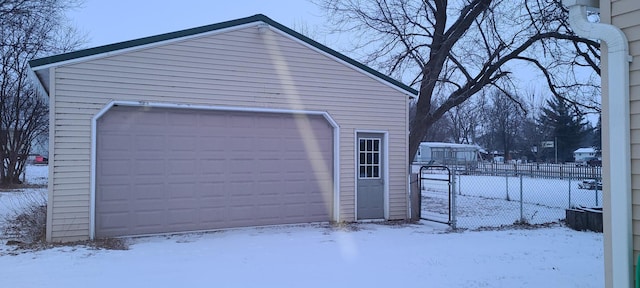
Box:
[49,26,409,241]
[609,0,640,270]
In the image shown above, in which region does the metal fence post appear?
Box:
[458,171,462,195]
[505,172,510,201]
[451,169,457,229]
[568,177,572,209]
[520,173,524,223]
[595,182,599,207]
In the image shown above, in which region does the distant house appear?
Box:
[413,142,480,166]
[573,147,597,162]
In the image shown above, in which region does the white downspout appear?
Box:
[563,0,632,287]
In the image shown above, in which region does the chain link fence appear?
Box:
[418,163,602,229]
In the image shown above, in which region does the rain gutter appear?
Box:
[563,0,633,287]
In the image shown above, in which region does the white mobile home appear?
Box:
[413,142,480,165]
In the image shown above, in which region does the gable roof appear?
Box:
[29,14,417,96]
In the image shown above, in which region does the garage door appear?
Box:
[95,106,334,238]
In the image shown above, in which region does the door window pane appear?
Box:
[358,137,381,179]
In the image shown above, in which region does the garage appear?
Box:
[95,105,334,237]
[30,14,415,242]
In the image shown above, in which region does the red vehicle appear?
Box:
[34,155,48,164]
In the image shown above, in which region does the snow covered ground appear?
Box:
[1,223,603,288]
[21,164,48,186]
[0,165,604,287]
[0,165,48,222]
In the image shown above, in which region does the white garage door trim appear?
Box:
[89,100,340,239]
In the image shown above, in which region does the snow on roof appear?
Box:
[574,147,596,153]
[419,142,481,150]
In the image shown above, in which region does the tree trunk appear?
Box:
[409,120,432,162]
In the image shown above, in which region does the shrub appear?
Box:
[1,191,47,244]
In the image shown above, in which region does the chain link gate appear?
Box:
[419,165,456,229]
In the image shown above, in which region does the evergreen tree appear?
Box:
[538,96,590,162]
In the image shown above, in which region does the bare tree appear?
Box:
[314,0,600,161]
[0,0,83,185]
[445,100,480,144]
[409,99,452,143]
[521,0,601,112]
[477,89,525,161]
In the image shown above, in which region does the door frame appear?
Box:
[354,130,389,220]
[89,100,340,239]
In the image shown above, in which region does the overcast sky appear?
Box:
[66,0,326,48]
[63,0,599,122]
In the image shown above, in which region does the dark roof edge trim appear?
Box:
[29,14,418,95]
